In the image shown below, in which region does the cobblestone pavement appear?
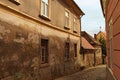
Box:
[55,65,106,80]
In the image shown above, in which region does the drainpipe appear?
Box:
[80,15,83,54]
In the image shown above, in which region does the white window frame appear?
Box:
[41,0,49,17]
[65,10,70,28]
[73,18,77,32]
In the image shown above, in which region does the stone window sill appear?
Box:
[39,15,51,21]
[73,30,77,33]
[9,0,20,5]
[64,26,70,30]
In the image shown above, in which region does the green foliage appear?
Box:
[99,37,106,56]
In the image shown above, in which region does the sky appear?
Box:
[74,0,105,36]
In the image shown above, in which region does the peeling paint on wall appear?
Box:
[0,24,11,41]
[28,33,39,44]
[0,8,82,80]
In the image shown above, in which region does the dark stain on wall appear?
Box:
[0,20,81,80]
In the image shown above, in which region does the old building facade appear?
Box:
[101,0,120,80]
[81,31,102,67]
[94,31,106,64]
[94,31,106,41]
[81,37,95,67]
[0,0,84,80]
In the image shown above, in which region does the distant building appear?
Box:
[81,37,95,67]
[94,31,106,64]
[81,31,102,67]
[94,31,106,41]
[100,0,120,80]
[0,0,84,80]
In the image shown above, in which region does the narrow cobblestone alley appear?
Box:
[55,65,106,80]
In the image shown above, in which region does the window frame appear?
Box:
[73,18,77,33]
[64,10,70,29]
[41,0,49,17]
[40,0,51,20]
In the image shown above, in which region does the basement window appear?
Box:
[74,44,77,57]
[41,39,49,64]
[65,42,70,61]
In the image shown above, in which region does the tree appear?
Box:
[99,37,106,64]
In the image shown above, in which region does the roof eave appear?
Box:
[100,0,105,17]
[72,0,85,16]
[63,0,85,17]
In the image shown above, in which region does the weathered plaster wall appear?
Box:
[83,50,94,67]
[0,7,82,80]
[95,46,102,65]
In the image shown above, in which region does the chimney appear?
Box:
[94,34,97,40]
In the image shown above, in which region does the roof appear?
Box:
[82,37,95,50]
[63,0,85,16]
[81,31,101,45]
[100,0,108,17]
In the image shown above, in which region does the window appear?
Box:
[41,39,48,64]
[65,11,69,28]
[41,0,49,17]
[73,18,77,32]
[74,44,77,57]
[65,43,70,60]
[9,0,20,5]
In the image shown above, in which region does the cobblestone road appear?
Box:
[55,65,106,80]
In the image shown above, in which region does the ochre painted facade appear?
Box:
[0,0,84,80]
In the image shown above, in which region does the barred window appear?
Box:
[74,44,77,57]
[65,43,70,60]
[41,39,48,64]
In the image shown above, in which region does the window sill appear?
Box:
[39,15,51,21]
[73,30,77,33]
[9,0,20,5]
[64,26,70,30]
[40,63,50,68]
